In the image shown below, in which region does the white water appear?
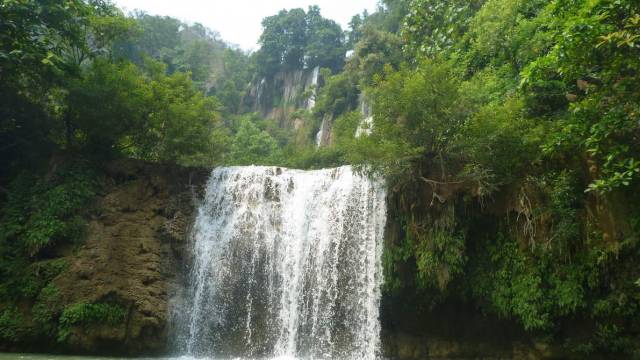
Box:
[355,96,373,138]
[306,66,320,110]
[315,114,332,147]
[178,166,387,360]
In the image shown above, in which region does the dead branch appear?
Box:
[420,177,464,186]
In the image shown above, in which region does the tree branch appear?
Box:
[420,177,464,186]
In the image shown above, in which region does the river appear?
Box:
[0,355,302,359]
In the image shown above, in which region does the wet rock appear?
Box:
[52,159,208,356]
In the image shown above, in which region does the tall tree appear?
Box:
[305,6,345,70]
[255,6,346,77]
[0,0,131,176]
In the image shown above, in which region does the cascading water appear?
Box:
[306,66,320,110]
[177,166,387,360]
[315,114,332,147]
[355,96,373,138]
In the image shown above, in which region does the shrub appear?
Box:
[0,164,95,257]
[57,303,127,342]
[32,283,62,338]
[0,307,24,343]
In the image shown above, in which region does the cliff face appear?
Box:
[379,195,563,359]
[51,160,208,355]
[245,67,320,127]
[243,68,375,149]
[0,159,594,358]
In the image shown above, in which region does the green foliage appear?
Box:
[415,229,466,290]
[455,187,637,356]
[0,307,24,343]
[544,171,582,251]
[66,58,224,165]
[212,48,254,114]
[1,2,238,177]
[382,208,468,295]
[463,0,550,71]
[0,0,133,177]
[402,0,485,59]
[256,6,346,77]
[7,257,68,304]
[114,12,181,62]
[382,219,416,292]
[305,6,347,71]
[178,23,251,115]
[0,0,130,75]
[2,0,640,355]
[457,97,542,184]
[57,303,127,343]
[523,0,640,194]
[362,0,412,35]
[281,146,345,170]
[344,59,467,183]
[334,0,640,355]
[0,161,82,323]
[346,27,403,86]
[227,116,282,166]
[0,165,95,257]
[114,12,247,97]
[371,60,465,154]
[32,283,62,338]
[257,8,307,75]
[313,72,360,119]
[468,232,582,332]
[332,111,363,147]
[483,237,552,331]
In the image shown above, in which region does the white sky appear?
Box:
[113,0,380,51]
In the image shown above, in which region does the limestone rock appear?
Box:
[53,159,208,356]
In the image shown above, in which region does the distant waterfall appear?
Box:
[179,166,387,360]
[355,96,373,138]
[306,66,320,110]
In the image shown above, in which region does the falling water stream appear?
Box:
[175,166,387,360]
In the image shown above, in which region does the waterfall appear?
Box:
[355,96,373,138]
[178,166,387,360]
[306,66,320,110]
[315,113,332,148]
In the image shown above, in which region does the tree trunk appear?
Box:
[65,117,73,149]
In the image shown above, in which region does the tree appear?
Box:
[229,117,281,165]
[255,6,345,77]
[304,6,345,71]
[341,60,468,183]
[522,0,640,193]
[65,59,223,164]
[0,0,132,178]
[347,12,367,48]
[113,12,181,65]
[114,14,233,93]
[401,0,485,59]
[346,27,403,85]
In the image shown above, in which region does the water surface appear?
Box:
[0,355,301,360]
[0,355,164,360]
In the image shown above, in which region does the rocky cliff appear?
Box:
[0,159,209,356]
[245,67,321,127]
[0,159,579,358]
[30,159,209,356]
